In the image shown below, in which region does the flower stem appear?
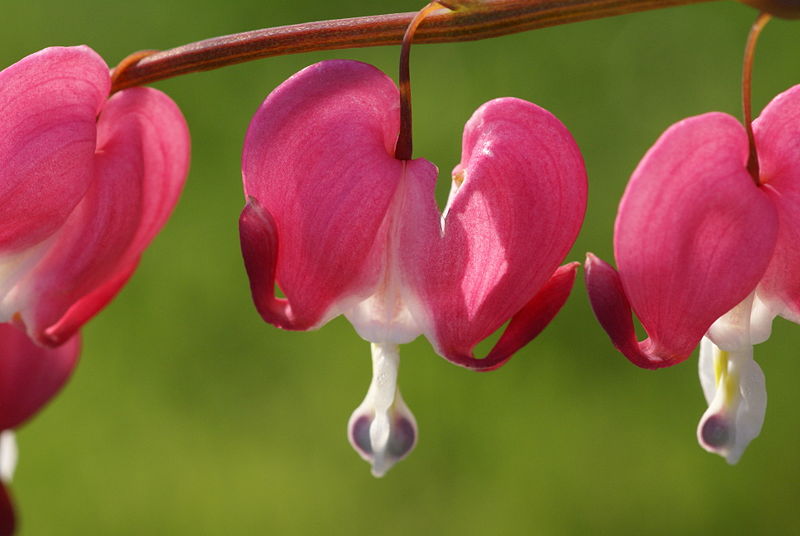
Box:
[110,0,716,93]
[109,50,159,89]
[395,2,448,161]
[742,11,772,184]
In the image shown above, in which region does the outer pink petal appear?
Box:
[400,98,587,364]
[0,46,109,253]
[753,85,800,322]
[449,262,578,371]
[241,60,404,330]
[0,484,13,536]
[606,112,776,365]
[239,198,291,328]
[585,253,673,368]
[0,323,79,431]
[42,262,137,347]
[15,88,189,345]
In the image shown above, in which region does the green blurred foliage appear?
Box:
[2,1,800,534]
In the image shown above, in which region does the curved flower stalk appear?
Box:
[240,59,587,476]
[0,46,190,347]
[0,323,80,535]
[585,84,800,463]
[740,0,800,18]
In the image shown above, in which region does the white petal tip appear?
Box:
[697,410,756,465]
[348,405,417,477]
[696,336,766,466]
[370,464,389,479]
[0,432,17,484]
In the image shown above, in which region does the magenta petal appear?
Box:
[585,253,675,368]
[400,98,587,364]
[241,60,405,330]
[446,262,578,371]
[94,88,189,252]
[612,112,777,362]
[239,198,297,329]
[42,264,137,347]
[753,85,800,323]
[0,483,13,536]
[0,324,79,431]
[16,87,189,344]
[0,46,109,253]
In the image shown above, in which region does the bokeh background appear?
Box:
[3,1,799,534]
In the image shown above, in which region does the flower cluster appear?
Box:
[239,59,586,475]
[0,47,189,345]
[0,45,189,531]
[0,4,797,531]
[586,85,800,463]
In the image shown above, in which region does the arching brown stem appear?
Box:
[742,11,772,184]
[110,0,719,93]
[395,2,447,161]
[110,50,159,90]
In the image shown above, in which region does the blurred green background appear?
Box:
[3,1,799,534]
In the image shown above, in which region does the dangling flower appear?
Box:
[240,59,587,476]
[0,46,190,346]
[585,83,800,462]
[0,323,80,535]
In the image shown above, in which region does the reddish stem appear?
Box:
[109,50,159,89]
[395,2,447,161]
[110,0,716,93]
[742,11,772,184]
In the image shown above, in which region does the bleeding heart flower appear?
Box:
[0,46,190,347]
[585,84,800,463]
[0,322,80,535]
[240,59,587,476]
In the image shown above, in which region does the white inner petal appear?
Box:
[698,337,717,404]
[347,342,418,478]
[345,288,420,344]
[707,293,754,352]
[697,338,766,464]
[0,431,18,484]
[750,292,777,345]
[344,165,424,344]
[699,291,772,464]
[368,342,399,457]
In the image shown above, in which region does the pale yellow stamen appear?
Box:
[713,348,740,408]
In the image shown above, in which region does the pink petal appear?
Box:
[241,60,405,330]
[14,88,189,345]
[0,46,109,253]
[0,323,79,431]
[603,112,777,365]
[239,198,292,328]
[585,253,672,368]
[448,262,578,371]
[753,85,800,323]
[0,483,13,536]
[399,98,587,364]
[42,263,137,347]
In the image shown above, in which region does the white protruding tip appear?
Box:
[0,431,18,484]
[348,343,418,478]
[697,338,766,464]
